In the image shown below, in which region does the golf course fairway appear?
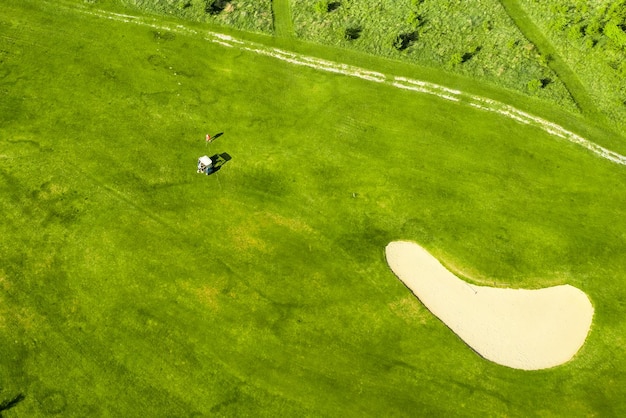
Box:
[1,0,626,416]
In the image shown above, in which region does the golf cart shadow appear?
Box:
[206,153,232,175]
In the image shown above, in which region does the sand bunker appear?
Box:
[385,241,594,370]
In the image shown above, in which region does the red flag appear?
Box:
[205,134,211,142]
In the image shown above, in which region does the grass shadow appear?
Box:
[0,393,25,416]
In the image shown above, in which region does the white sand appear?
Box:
[385,241,594,370]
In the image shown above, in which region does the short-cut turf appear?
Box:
[1,1,626,416]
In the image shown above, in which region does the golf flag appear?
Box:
[206,134,211,143]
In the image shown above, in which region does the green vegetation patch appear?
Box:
[516,0,626,128]
[291,0,577,111]
[120,0,273,33]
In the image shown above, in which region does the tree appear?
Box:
[407,11,422,28]
[393,32,417,51]
[448,52,463,67]
[604,21,626,50]
[314,0,330,15]
[527,79,543,92]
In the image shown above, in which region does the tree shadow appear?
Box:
[394,32,418,51]
[206,0,228,15]
[345,26,362,40]
[461,46,482,63]
[328,2,341,12]
[0,393,25,416]
[206,153,232,175]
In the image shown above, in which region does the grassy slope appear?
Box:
[289,0,578,112]
[514,0,626,130]
[114,0,626,152]
[499,0,597,116]
[1,0,626,416]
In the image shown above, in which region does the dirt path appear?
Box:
[272,0,294,38]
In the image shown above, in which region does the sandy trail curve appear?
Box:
[386,241,594,370]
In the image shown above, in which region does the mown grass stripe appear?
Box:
[272,0,295,38]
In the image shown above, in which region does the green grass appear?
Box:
[120,0,274,33]
[126,0,581,113]
[2,0,626,416]
[515,0,626,129]
[272,0,295,38]
[119,0,626,134]
[289,0,578,111]
[499,0,598,115]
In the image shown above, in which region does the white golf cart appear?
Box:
[197,155,213,175]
